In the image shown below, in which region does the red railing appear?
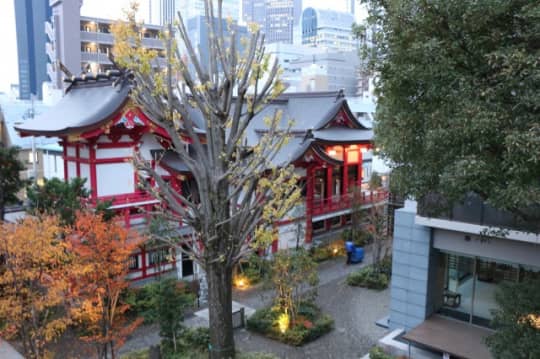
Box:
[312,190,388,216]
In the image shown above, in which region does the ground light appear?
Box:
[234,276,249,290]
[277,312,290,333]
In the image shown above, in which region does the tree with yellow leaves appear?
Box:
[0,216,71,359]
[111,1,301,357]
[68,212,143,359]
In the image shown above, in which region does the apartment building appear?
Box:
[46,0,165,90]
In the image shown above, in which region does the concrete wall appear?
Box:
[389,207,432,331]
[433,229,540,268]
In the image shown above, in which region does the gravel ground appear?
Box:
[120,248,392,358]
[234,278,390,359]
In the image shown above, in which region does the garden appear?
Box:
[246,249,334,346]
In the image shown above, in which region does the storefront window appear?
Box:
[438,252,537,327]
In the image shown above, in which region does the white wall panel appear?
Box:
[80,164,91,190]
[96,147,133,159]
[67,161,77,179]
[97,163,134,197]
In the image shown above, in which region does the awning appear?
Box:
[403,315,494,359]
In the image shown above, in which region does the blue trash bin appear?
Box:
[351,246,364,263]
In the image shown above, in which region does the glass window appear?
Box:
[128,255,139,270]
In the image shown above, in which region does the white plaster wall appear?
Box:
[79,146,89,158]
[80,164,91,190]
[42,153,64,179]
[97,135,112,143]
[119,135,132,142]
[139,133,162,161]
[67,147,76,157]
[96,163,134,197]
[67,161,77,179]
[96,147,133,159]
[277,221,306,250]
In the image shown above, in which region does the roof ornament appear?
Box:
[335,88,345,102]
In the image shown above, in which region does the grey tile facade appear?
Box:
[389,207,432,330]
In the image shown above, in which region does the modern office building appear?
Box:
[185,16,248,71]
[14,0,52,100]
[387,197,540,357]
[46,0,164,90]
[264,0,302,44]
[241,0,266,26]
[271,47,360,95]
[148,0,180,25]
[173,0,239,23]
[301,7,357,52]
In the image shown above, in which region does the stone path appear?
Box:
[120,246,391,358]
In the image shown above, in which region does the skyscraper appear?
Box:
[178,0,239,23]
[149,0,180,25]
[14,0,52,100]
[242,0,266,26]
[264,0,302,44]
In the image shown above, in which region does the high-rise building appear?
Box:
[264,0,302,44]
[149,0,181,26]
[301,7,356,52]
[174,0,239,24]
[46,0,165,90]
[241,0,266,27]
[14,0,52,100]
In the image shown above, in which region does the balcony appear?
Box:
[417,193,540,233]
[81,52,112,64]
[46,62,57,82]
[45,21,55,42]
[312,190,388,217]
[46,42,55,61]
[80,30,114,45]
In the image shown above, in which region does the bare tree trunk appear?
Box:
[206,262,235,359]
[0,196,5,222]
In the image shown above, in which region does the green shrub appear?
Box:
[306,314,334,341]
[380,255,393,276]
[369,346,395,359]
[125,279,195,324]
[247,305,333,346]
[347,266,389,290]
[280,326,309,346]
[297,300,320,320]
[121,349,150,359]
[181,327,210,351]
[246,307,277,333]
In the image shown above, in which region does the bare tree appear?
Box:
[112,2,300,358]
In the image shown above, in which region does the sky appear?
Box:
[0,0,363,94]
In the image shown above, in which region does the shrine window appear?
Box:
[326,145,343,161]
[149,248,171,266]
[313,220,325,233]
[128,255,139,270]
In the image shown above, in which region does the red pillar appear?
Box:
[343,146,349,196]
[62,141,68,181]
[89,143,97,198]
[141,247,147,279]
[305,166,314,243]
[75,144,81,177]
[326,166,333,204]
[357,149,364,187]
